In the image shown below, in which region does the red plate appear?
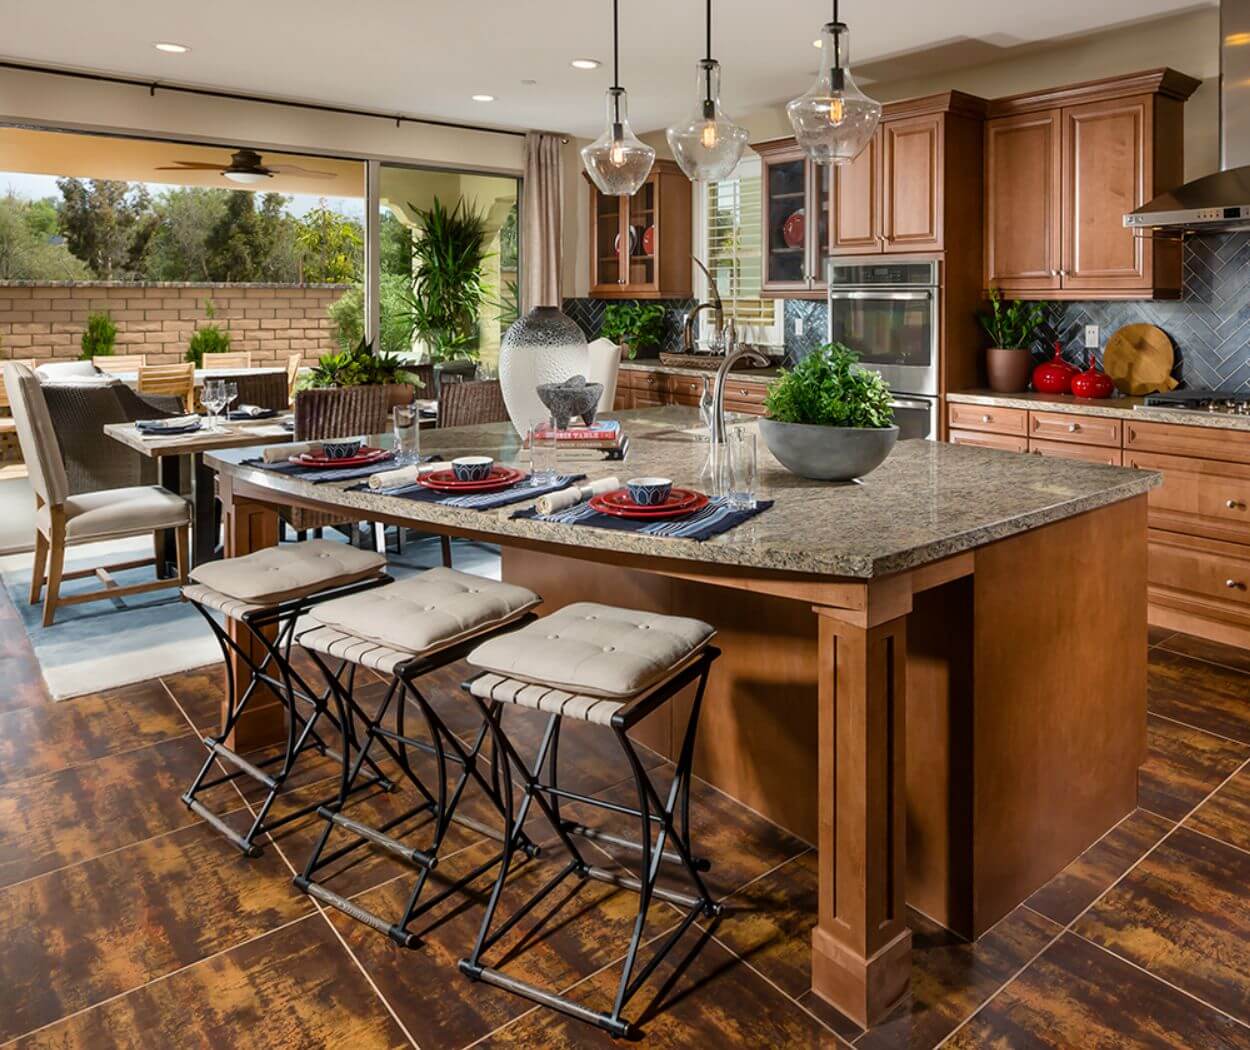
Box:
[419,465,526,493]
[590,488,709,519]
[782,208,805,248]
[292,446,391,468]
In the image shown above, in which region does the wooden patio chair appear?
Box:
[4,363,190,626]
[93,354,147,374]
[138,362,196,413]
[203,351,253,371]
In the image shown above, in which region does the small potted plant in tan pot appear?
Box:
[979,287,1047,393]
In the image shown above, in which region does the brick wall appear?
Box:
[0,281,351,368]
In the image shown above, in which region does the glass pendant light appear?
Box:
[786,0,881,165]
[665,0,749,182]
[581,0,655,196]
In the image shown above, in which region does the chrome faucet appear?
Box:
[681,258,725,354]
[712,320,771,444]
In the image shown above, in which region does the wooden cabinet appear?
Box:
[984,69,1198,300]
[830,131,880,255]
[614,367,769,416]
[1029,439,1121,465]
[881,113,943,252]
[947,402,1027,436]
[756,140,831,298]
[587,159,692,299]
[1029,411,1121,447]
[949,429,1028,453]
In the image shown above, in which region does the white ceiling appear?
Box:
[0,0,1212,138]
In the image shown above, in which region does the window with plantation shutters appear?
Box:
[698,153,783,346]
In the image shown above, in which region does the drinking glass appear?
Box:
[223,381,239,421]
[727,425,757,510]
[528,418,558,487]
[393,403,420,464]
[202,380,224,431]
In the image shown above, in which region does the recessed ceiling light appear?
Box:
[154,42,190,53]
[571,58,601,70]
[471,94,496,102]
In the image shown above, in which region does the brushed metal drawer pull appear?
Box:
[1227,499,1246,510]
[1227,579,1246,590]
[1068,423,1080,432]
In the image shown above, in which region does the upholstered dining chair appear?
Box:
[93,354,147,374]
[138,362,196,413]
[286,351,303,405]
[0,357,36,447]
[4,363,191,626]
[203,351,252,371]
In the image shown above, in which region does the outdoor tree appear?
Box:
[145,187,230,281]
[296,201,363,283]
[203,191,300,282]
[380,209,413,278]
[0,193,90,280]
[55,178,158,279]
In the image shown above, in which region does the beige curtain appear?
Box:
[521,131,564,311]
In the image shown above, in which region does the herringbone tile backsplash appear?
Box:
[566,233,1250,387]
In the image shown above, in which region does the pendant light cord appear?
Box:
[611,0,622,126]
[705,0,714,105]
[706,0,712,61]
[833,0,839,24]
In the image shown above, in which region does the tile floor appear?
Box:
[2,594,1249,1048]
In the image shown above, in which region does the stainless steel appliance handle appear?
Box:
[889,397,934,411]
[828,290,935,301]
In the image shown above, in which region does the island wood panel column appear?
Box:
[217,475,284,751]
[809,604,911,1028]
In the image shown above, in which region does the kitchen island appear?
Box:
[206,406,1158,1028]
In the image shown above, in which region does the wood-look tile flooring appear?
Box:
[3,597,1250,1048]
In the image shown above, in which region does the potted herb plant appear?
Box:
[979,287,1047,393]
[759,343,898,481]
[600,301,666,360]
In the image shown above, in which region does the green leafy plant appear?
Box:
[600,302,666,360]
[305,339,423,392]
[764,343,895,429]
[185,299,232,366]
[401,197,492,364]
[978,286,1047,349]
[79,311,117,359]
[328,276,414,357]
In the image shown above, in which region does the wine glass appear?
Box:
[202,380,224,431]
[223,381,239,423]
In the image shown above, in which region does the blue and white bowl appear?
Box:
[452,456,495,482]
[321,438,363,460]
[626,477,673,506]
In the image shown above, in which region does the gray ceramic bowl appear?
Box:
[452,456,495,482]
[536,375,604,429]
[759,419,899,482]
[321,438,363,460]
[626,477,673,505]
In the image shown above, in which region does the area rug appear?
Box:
[0,532,501,700]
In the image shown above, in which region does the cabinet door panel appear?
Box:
[831,131,881,255]
[589,187,626,294]
[882,115,942,251]
[1061,97,1150,292]
[984,111,1061,292]
[761,149,812,295]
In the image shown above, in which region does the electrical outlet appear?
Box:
[794,317,804,337]
[1084,325,1100,349]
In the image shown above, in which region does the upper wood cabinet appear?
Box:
[587,159,692,300]
[756,139,831,298]
[984,69,1199,300]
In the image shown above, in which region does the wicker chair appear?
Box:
[210,370,289,413]
[293,384,396,441]
[436,379,509,429]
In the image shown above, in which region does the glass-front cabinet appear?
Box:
[756,139,830,299]
[587,159,692,299]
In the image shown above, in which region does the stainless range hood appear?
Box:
[1125,0,1250,234]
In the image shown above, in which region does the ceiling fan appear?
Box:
[155,148,336,184]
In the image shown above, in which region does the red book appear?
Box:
[533,420,621,442]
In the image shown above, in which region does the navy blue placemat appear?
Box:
[243,453,401,483]
[512,496,773,541]
[358,473,586,510]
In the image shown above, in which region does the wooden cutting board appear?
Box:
[1102,324,1178,396]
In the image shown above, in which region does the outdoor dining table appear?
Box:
[109,366,289,387]
[103,415,294,569]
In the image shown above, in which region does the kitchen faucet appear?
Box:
[712,320,771,445]
[681,258,725,354]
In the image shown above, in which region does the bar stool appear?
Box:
[181,539,393,856]
[291,567,544,946]
[457,602,722,1039]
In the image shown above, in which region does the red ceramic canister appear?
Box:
[1032,340,1077,394]
[1071,353,1115,399]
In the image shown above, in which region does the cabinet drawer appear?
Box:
[625,370,664,393]
[1028,411,1121,448]
[1125,419,1250,465]
[949,429,1028,453]
[667,374,705,405]
[1149,533,1250,610]
[947,403,1028,436]
[1126,450,1250,545]
[1028,439,1121,465]
[724,397,767,417]
[721,379,769,405]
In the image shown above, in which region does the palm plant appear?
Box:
[402,197,493,363]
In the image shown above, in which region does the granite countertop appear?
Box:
[621,360,783,382]
[948,389,1250,433]
[207,406,1159,580]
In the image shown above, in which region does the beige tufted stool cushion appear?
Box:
[187,539,386,606]
[467,602,715,700]
[298,568,541,667]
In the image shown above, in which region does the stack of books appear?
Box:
[527,419,629,461]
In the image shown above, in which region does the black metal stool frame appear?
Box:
[458,646,722,1040]
[294,614,543,947]
[182,574,396,856]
